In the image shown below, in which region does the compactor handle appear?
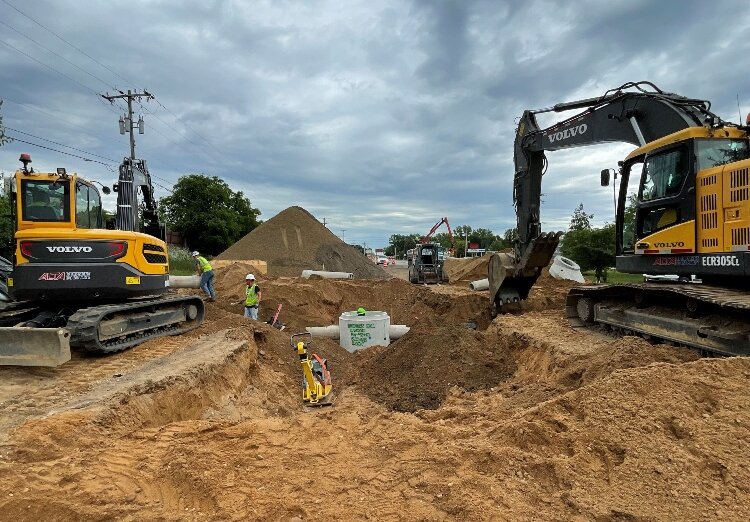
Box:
[290,332,312,348]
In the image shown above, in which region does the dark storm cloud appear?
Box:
[1,0,750,247]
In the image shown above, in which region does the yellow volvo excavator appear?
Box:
[0,154,204,366]
[489,82,750,356]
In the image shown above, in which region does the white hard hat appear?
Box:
[191,251,199,256]
[245,273,255,280]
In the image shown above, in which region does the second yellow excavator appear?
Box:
[490,81,750,356]
[0,153,204,366]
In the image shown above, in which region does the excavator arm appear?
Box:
[491,81,723,314]
[115,157,164,239]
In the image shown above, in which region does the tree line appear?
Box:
[385,226,519,258]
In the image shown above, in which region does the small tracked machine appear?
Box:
[290,333,333,406]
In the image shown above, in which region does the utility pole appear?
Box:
[322,217,328,227]
[341,229,346,243]
[101,89,154,160]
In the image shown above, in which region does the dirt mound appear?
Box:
[210,272,492,333]
[353,326,516,412]
[443,255,490,283]
[217,206,388,279]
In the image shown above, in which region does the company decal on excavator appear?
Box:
[126,276,141,285]
[652,256,700,266]
[38,271,91,281]
[651,255,741,267]
[546,124,588,144]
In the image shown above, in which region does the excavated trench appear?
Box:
[6,272,743,522]
[41,307,698,438]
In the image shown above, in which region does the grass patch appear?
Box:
[169,246,198,276]
[582,270,643,284]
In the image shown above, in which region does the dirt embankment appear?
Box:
[217,206,388,279]
[1,266,749,521]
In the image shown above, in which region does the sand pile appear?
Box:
[218,206,388,279]
[210,270,492,333]
[443,254,491,283]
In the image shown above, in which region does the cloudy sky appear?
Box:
[1,0,749,248]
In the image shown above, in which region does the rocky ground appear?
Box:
[0,264,748,521]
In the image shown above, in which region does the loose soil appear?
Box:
[0,262,749,521]
[217,206,388,279]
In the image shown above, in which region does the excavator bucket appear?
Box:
[488,232,563,316]
[0,327,72,367]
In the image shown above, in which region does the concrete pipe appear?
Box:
[306,325,341,338]
[168,275,202,288]
[549,256,585,283]
[301,270,354,280]
[469,278,489,291]
[306,325,410,340]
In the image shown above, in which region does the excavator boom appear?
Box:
[491,82,723,313]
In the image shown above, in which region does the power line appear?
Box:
[0,37,123,118]
[4,127,117,162]
[137,101,215,155]
[0,2,218,168]
[6,135,116,168]
[152,98,224,157]
[0,18,116,91]
[0,3,216,163]
[1,96,121,146]
[0,37,100,96]
[0,0,134,87]
[135,99,223,164]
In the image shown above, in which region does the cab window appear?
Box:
[21,179,70,222]
[76,182,103,229]
[695,139,750,170]
[640,148,688,202]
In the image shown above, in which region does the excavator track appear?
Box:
[67,295,205,354]
[566,283,750,356]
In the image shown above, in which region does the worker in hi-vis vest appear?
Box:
[243,273,262,320]
[192,251,216,301]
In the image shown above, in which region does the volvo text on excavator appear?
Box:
[488,81,750,356]
[0,154,204,366]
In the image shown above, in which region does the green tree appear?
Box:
[432,232,454,250]
[0,100,12,259]
[0,186,12,260]
[562,224,616,282]
[489,237,505,252]
[469,228,496,249]
[503,228,519,246]
[0,99,11,147]
[160,174,261,256]
[453,225,472,239]
[569,203,593,231]
[622,193,638,250]
[385,233,420,257]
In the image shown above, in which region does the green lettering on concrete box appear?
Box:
[348,322,375,346]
